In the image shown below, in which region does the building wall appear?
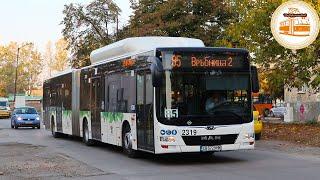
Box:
[285,87,320,122]
[285,87,320,103]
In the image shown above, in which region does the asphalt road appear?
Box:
[0,118,320,180]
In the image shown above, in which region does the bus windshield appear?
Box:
[156,71,252,126]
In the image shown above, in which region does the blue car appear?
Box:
[11,106,41,129]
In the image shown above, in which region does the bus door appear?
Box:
[136,70,154,151]
[55,84,63,132]
[90,76,102,140]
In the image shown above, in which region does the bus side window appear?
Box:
[105,84,109,112]
[121,71,136,113]
[117,88,127,112]
[137,74,144,105]
[145,73,153,105]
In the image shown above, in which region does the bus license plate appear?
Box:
[200,145,222,152]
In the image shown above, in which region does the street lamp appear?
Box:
[13,43,32,107]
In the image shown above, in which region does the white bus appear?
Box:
[43,37,259,157]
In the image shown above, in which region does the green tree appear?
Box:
[61,0,121,68]
[53,38,69,72]
[44,41,54,77]
[216,0,320,98]
[123,0,234,46]
[0,42,42,96]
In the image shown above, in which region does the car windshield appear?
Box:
[14,107,37,114]
[157,71,251,124]
[0,101,7,106]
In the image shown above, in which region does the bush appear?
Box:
[305,119,319,126]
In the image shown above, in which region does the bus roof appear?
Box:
[90,37,205,65]
[44,69,74,82]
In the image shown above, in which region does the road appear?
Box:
[0,118,320,180]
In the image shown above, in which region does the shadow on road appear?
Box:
[51,135,247,165]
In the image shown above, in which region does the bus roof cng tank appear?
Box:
[90,36,205,65]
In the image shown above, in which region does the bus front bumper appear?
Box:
[154,122,255,154]
[156,142,254,154]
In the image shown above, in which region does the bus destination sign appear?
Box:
[170,52,247,70]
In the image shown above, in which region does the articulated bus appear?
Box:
[43,37,259,157]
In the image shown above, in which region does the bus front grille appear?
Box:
[182,134,238,146]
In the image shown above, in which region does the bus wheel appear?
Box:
[51,120,60,138]
[122,124,138,158]
[83,120,94,146]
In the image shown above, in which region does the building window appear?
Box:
[297,84,307,94]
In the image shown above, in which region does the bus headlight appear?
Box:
[160,136,176,142]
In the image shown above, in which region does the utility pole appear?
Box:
[13,47,20,106]
[13,43,32,107]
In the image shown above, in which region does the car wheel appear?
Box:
[263,109,270,117]
[14,123,18,129]
[37,125,40,129]
[122,124,138,158]
[270,111,275,117]
[255,133,261,140]
[11,121,14,129]
[82,120,94,146]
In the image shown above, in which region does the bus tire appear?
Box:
[255,133,261,140]
[51,118,61,138]
[122,123,138,158]
[83,119,94,146]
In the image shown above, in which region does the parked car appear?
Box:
[0,97,11,118]
[253,107,263,140]
[270,104,287,117]
[11,106,41,129]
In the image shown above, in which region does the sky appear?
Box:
[0,0,132,52]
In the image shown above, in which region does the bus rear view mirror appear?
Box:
[251,66,259,93]
[149,56,163,87]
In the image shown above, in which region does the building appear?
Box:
[284,85,320,122]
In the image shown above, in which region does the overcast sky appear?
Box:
[0,0,132,52]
